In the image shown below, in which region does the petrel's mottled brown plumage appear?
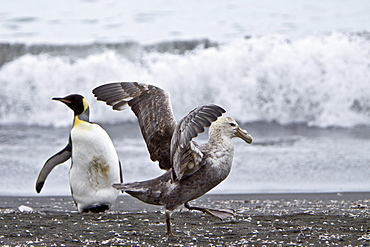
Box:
[93,82,252,236]
[93,82,224,173]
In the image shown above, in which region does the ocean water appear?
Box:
[0,122,369,196]
[1,0,370,44]
[0,0,369,195]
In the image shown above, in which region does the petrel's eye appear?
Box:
[229,123,236,127]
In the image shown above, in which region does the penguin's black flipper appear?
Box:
[119,160,123,183]
[35,140,72,193]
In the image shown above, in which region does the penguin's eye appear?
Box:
[229,123,236,127]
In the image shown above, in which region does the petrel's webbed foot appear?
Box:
[184,201,234,220]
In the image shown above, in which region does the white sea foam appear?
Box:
[0,33,369,128]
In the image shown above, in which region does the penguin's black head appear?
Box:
[52,94,89,116]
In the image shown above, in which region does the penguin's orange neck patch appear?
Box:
[73,115,87,128]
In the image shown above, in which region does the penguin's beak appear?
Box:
[52,97,71,104]
[235,127,253,144]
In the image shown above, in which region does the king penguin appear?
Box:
[35,94,123,213]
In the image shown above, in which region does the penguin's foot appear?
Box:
[82,204,110,213]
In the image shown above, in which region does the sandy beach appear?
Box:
[0,192,369,246]
[1,1,370,246]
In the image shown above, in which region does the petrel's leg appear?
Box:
[184,201,234,220]
[165,210,175,237]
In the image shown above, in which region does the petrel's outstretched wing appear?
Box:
[170,105,225,181]
[93,82,225,176]
[93,82,176,170]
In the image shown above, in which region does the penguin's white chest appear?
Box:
[69,121,120,212]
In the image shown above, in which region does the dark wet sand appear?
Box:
[1,193,369,246]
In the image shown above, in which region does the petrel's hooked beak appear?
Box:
[235,127,252,144]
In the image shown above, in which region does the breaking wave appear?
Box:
[0,33,369,128]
